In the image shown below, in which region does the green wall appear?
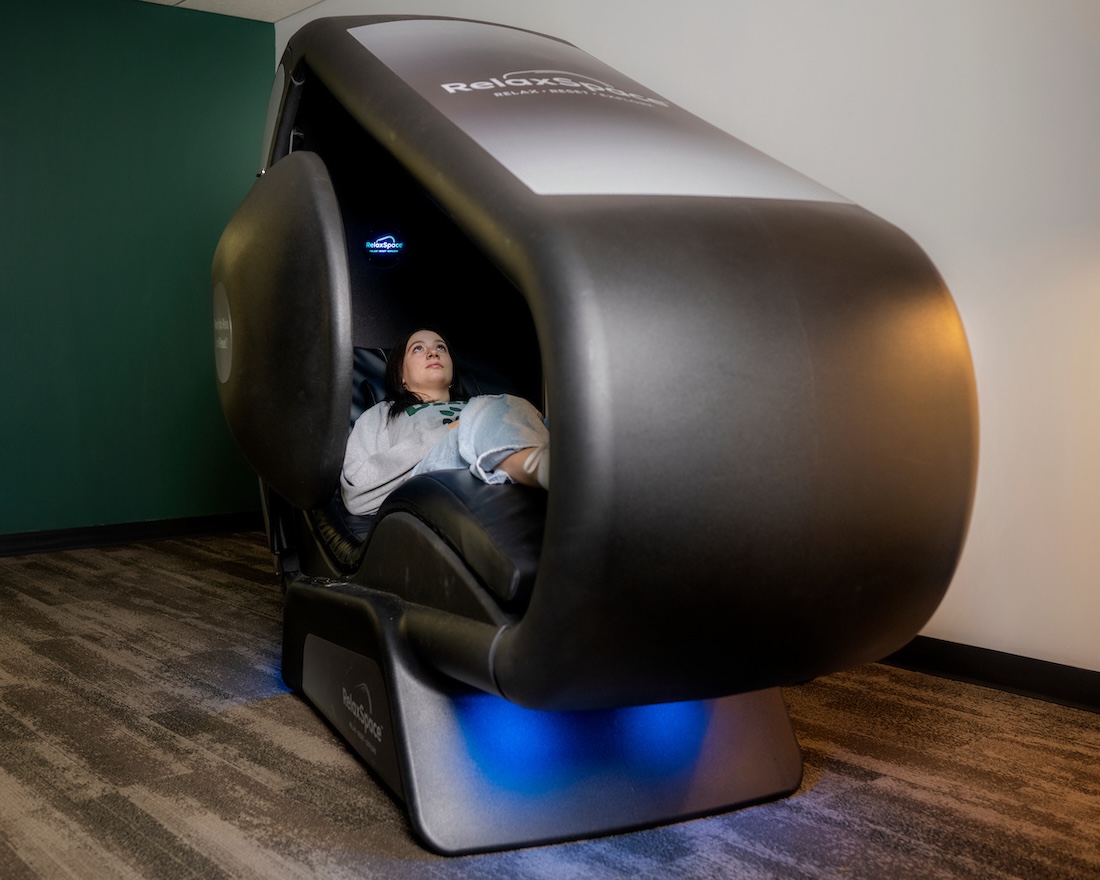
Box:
[1,0,274,535]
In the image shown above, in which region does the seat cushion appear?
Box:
[378,469,547,609]
[350,347,388,428]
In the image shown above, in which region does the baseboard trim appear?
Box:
[884,636,1100,714]
[0,511,265,558]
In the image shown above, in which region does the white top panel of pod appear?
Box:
[348,19,847,201]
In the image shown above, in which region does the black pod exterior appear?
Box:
[214,15,978,711]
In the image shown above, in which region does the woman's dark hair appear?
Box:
[384,327,467,420]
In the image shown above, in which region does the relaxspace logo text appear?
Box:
[439,69,669,107]
[343,685,383,743]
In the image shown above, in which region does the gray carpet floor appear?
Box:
[0,532,1097,879]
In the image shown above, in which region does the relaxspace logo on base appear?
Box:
[343,683,384,754]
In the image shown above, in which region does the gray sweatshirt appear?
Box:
[340,400,466,515]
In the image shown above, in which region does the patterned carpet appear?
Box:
[0,532,1096,879]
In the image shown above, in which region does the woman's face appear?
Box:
[401,329,454,402]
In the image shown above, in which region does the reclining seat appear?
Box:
[211,15,979,854]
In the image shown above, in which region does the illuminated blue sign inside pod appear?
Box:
[454,692,711,793]
[365,233,405,256]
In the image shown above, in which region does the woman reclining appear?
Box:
[341,328,550,516]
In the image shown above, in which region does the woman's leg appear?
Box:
[410,394,549,488]
[496,447,544,488]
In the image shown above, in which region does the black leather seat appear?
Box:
[307,346,545,597]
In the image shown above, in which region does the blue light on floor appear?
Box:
[454,693,710,793]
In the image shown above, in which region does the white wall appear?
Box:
[276,1,1100,673]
